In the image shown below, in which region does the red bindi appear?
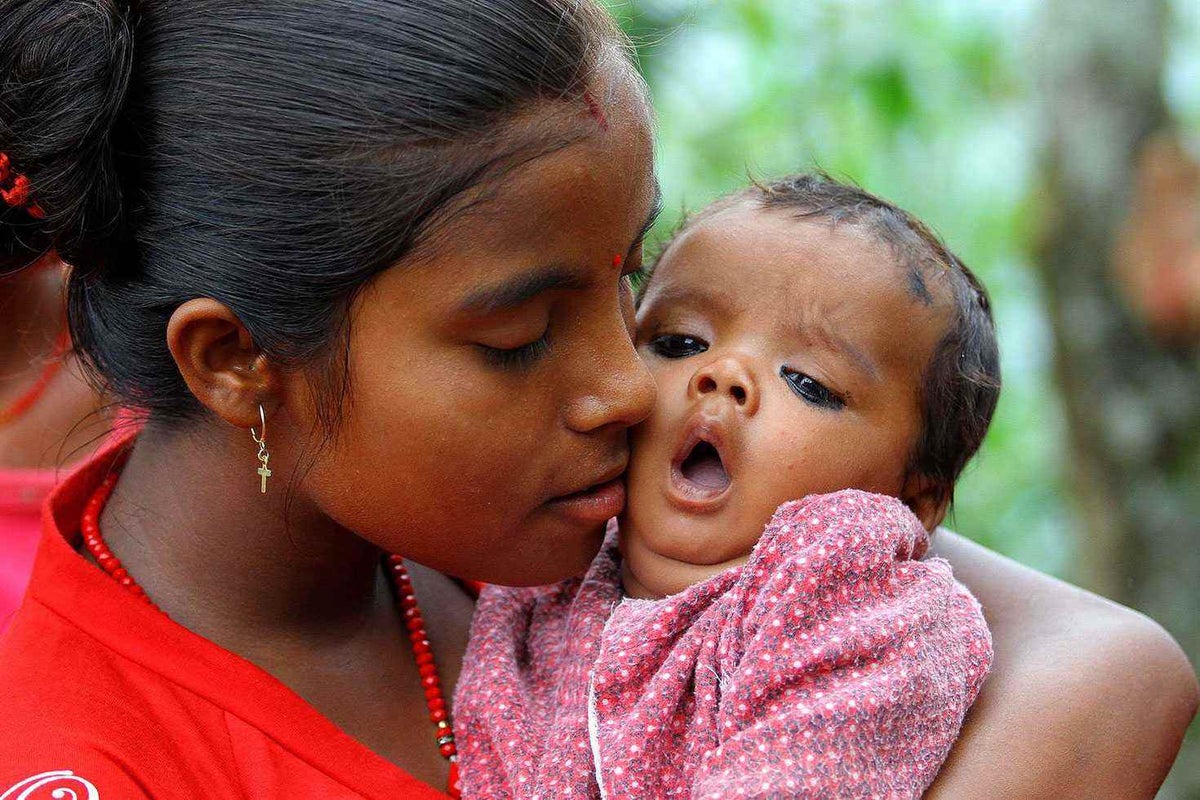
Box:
[583,91,610,131]
[612,253,623,268]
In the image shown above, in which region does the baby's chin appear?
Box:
[616,500,758,599]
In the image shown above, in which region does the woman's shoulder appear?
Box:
[926,530,1198,799]
[927,529,1195,693]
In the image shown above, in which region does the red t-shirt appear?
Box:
[0,441,450,799]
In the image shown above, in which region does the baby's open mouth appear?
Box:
[679,440,731,492]
[668,428,734,512]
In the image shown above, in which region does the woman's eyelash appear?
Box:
[780,366,845,410]
[479,334,551,370]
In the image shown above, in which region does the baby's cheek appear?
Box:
[629,372,686,447]
[763,424,909,503]
[748,425,852,502]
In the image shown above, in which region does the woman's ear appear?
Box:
[901,474,950,532]
[166,298,276,428]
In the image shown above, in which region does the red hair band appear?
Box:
[0,151,46,219]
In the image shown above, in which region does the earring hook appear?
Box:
[250,403,267,445]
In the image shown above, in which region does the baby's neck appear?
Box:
[618,562,658,600]
[619,534,751,600]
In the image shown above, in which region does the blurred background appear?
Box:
[602,0,1200,795]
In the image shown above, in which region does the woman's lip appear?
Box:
[667,462,731,513]
[544,477,626,524]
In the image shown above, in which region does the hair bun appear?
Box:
[0,0,136,277]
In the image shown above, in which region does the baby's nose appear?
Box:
[689,356,759,412]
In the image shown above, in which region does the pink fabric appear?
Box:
[455,490,992,799]
[0,467,57,631]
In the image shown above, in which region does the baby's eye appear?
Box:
[648,334,709,359]
[780,366,845,410]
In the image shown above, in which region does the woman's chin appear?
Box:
[462,518,609,587]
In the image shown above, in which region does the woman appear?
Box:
[0,1,1194,798]
[0,254,110,628]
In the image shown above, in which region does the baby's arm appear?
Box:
[691,490,992,800]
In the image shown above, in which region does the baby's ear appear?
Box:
[900,474,950,532]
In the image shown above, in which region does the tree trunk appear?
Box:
[1036,1,1200,794]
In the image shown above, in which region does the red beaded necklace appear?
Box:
[80,469,462,798]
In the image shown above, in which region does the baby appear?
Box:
[455,174,1000,799]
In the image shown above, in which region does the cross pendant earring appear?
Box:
[257,458,272,494]
[250,404,272,495]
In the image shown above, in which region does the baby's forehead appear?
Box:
[649,201,946,313]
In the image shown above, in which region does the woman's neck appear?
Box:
[96,421,474,783]
[100,422,388,644]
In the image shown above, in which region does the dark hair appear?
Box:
[1,0,625,425]
[647,173,1002,504]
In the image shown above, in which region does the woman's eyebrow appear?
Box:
[457,266,587,315]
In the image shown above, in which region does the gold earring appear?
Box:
[249,404,272,494]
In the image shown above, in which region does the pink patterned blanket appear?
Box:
[455,490,992,799]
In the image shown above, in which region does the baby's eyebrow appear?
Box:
[796,320,881,381]
[641,283,734,317]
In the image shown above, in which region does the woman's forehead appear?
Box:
[423,111,655,266]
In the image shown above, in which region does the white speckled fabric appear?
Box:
[455,490,992,800]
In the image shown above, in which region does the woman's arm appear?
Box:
[925,531,1198,799]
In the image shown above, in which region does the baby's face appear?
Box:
[620,200,952,597]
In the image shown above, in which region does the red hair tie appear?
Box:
[0,151,46,219]
[2,174,32,208]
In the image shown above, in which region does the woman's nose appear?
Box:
[563,317,657,435]
[688,355,759,414]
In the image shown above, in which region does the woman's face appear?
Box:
[302,88,660,585]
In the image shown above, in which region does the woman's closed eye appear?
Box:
[647,333,709,359]
[478,330,552,370]
[780,366,845,410]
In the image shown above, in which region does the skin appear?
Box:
[621,202,951,598]
[0,257,110,469]
[99,70,659,789]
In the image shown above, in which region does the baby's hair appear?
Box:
[646,173,1001,506]
[0,0,626,429]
